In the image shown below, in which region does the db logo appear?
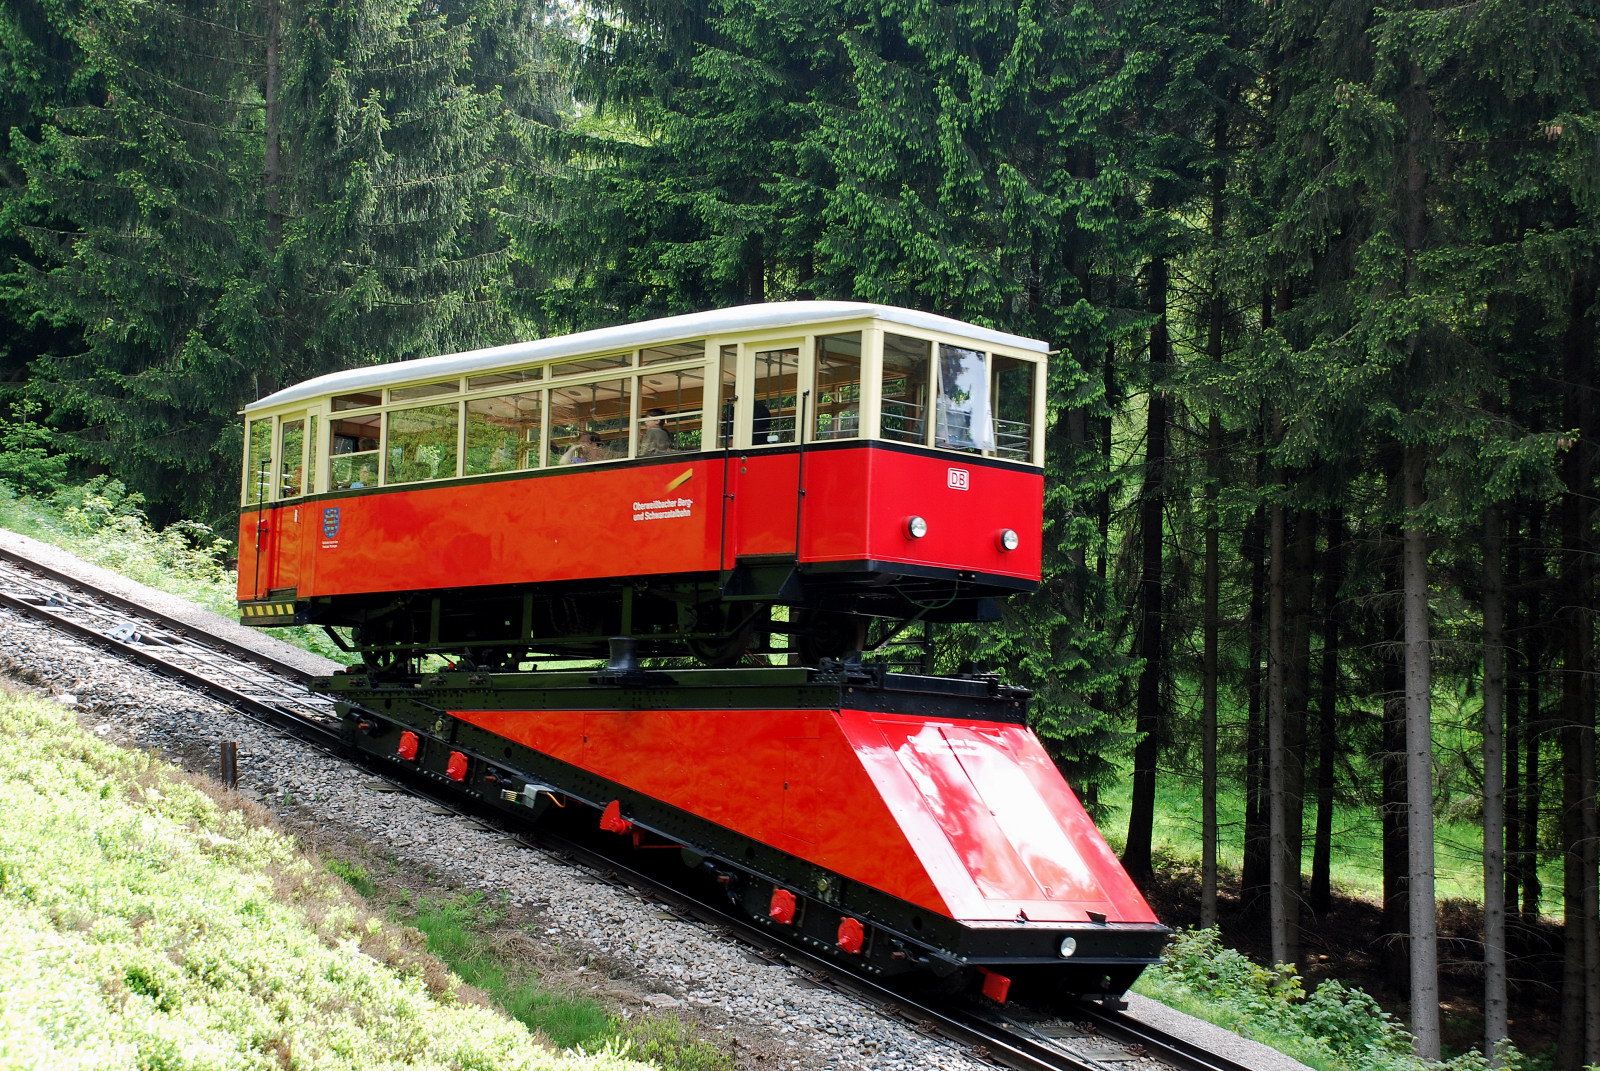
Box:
[947,467,970,491]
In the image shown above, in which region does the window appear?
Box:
[330,412,381,490]
[306,415,318,493]
[466,392,541,475]
[751,346,798,445]
[245,419,272,505]
[468,367,541,391]
[813,333,862,441]
[551,352,630,379]
[549,379,629,465]
[881,334,930,445]
[278,418,305,498]
[332,390,381,411]
[935,344,993,454]
[390,380,459,402]
[992,356,1036,462]
[636,367,705,456]
[715,345,737,448]
[641,341,703,366]
[386,404,460,484]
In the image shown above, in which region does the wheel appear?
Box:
[795,609,868,664]
[681,601,761,667]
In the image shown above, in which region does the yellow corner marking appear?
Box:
[665,468,694,492]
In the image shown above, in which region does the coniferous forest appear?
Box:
[1,0,1597,1064]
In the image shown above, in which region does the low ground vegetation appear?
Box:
[0,684,662,1070]
[320,864,733,1071]
[1136,929,1524,1071]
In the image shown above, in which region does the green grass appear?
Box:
[1090,687,1564,911]
[410,893,614,1051]
[322,872,732,1070]
[0,685,647,1071]
[326,857,380,898]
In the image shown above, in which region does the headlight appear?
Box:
[996,529,1019,552]
[905,516,928,539]
[1059,936,1077,958]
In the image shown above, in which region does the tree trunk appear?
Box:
[1379,519,1410,990]
[1124,257,1170,889]
[264,0,283,241]
[1267,412,1290,966]
[1484,503,1509,1059]
[1281,509,1316,962]
[1242,498,1269,908]
[1402,442,1440,1060]
[1309,509,1344,914]
[1201,105,1227,928]
[1505,508,1522,926]
[1524,505,1545,921]
[1555,266,1597,1070]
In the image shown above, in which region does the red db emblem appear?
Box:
[947,467,970,490]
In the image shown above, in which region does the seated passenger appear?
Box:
[559,431,610,465]
[350,463,374,488]
[638,408,673,456]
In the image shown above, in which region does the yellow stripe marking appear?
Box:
[665,468,694,492]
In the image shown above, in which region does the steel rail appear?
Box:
[1070,1004,1261,1071]
[0,545,317,686]
[0,560,340,748]
[0,544,1265,1071]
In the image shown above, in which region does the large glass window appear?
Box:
[278,418,305,498]
[549,378,629,465]
[992,356,1036,462]
[751,346,798,445]
[813,333,862,441]
[636,367,705,455]
[331,412,381,490]
[466,392,541,475]
[245,419,272,505]
[881,334,931,445]
[935,344,994,454]
[386,404,460,484]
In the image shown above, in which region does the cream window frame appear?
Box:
[241,317,1046,508]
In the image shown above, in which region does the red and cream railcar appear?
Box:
[236,302,1168,998]
[237,302,1048,665]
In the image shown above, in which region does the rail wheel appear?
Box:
[795,609,868,664]
[680,601,762,667]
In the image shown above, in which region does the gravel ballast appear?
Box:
[0,603,995,1071]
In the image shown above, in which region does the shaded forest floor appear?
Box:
[1145,854,1566,1063]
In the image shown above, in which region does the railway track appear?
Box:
[0,544,1267,1071]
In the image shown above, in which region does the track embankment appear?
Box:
[0,528,1312,1071]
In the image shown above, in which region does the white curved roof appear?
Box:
[246,301,1049,413]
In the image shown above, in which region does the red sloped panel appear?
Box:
[841,711,1159,925]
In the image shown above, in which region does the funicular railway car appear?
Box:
[237,301,1166,1000]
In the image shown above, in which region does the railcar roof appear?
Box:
[245,301,1049,413]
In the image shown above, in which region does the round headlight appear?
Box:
[905,516,928,539]
[997,529,1020,552]
[1059,936,1078,958]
